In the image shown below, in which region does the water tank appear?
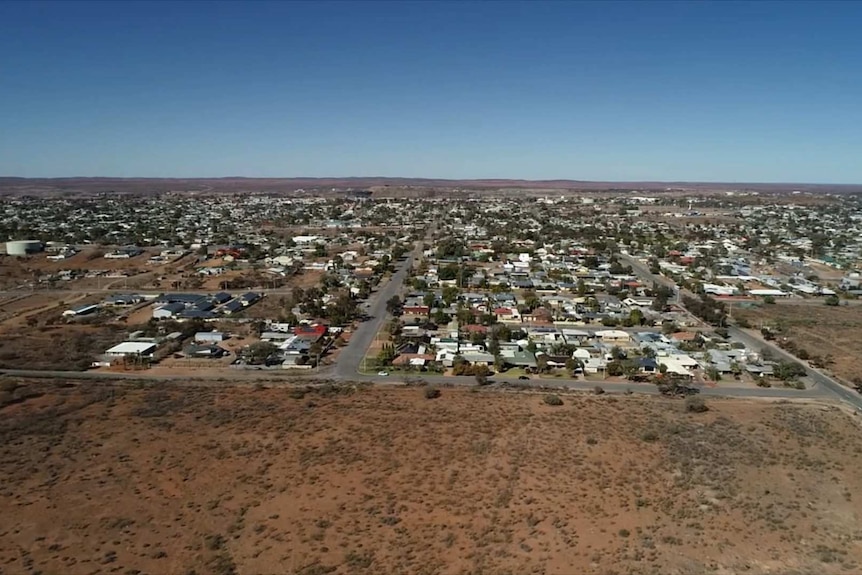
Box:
[5,240,42,256]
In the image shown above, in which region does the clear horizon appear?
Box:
[2,1,861,184]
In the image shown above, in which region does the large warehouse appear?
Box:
[5,240,42,256]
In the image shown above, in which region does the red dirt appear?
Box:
[0,382,860,575]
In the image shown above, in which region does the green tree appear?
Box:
[386,295,403,315]
[442,285,460,306]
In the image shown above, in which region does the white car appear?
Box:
[377,371,389,376]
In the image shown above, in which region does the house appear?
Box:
[153,302,184,319]
[461,351,495,366]
[392,354,435,367]
[221,300,244,315]
[638,357,658,373]
[211,292,232,304]
[583,357,608,374]
[157,293,208,305]
[239,292,262,306]
[178,309,216,320]
[105,341,157,358]
[402,305,430,318]
[103,294,144,306]
[499,349,537,369]
[670,332,700,344]
[494,307,521,323]
[294,324,327,342]
[184,344,227,358]
[594,329,631,344]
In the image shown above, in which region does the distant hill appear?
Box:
[0,176,860,196]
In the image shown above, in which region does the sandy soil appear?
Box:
[735,304,862,384]
[1,382,860,575]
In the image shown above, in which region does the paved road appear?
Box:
[728,326,862,410]
[334,238,423,378]
[621,253,862,411]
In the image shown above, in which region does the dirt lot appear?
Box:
[0,323,124,370]
[1,382,861,575]
[735,304,862,384]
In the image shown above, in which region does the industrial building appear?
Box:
[5,240,42,256]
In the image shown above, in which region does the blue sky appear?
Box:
[1,0,860,182]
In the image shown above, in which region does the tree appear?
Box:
[442,285,460,306]
[422,292,436,313]
[536,354,549,373]
[606,361,624,377]
[824,295,840,306]
[245,342,279,365]
[774,359,806,382]
[386,295,403,315]
[610,346,626,360]
[433,309,450,326]
[377,343,397,366]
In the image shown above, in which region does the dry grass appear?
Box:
[1,381,861,575]
[736,304,862,383]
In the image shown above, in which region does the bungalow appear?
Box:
[294,324,327,342]
[656,357,694,377]
[582,356,608,374]
[461,351,495,366]
[494,307,521,323]
[402,305,430,318]
[211,292,232,304]
[157,293,208,305]
[239,292,262,306]
[392,354,435,368]
[499,349,537,368]
[638,357,658,373]
[623,297,654,309]
[594,329,631,344]
[221,300,244,315]
[178,309,216,320]
[670,331,700,344]
[103,294,144,306]
[153,302,184,319]
[184,344,227,358]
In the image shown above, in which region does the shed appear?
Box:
[63,304,100,317]
[105,341,157,358]
[195,331,225,343]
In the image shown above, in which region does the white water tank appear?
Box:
[6,240,42,256]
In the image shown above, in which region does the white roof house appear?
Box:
[105,341,157,357]
[594,329,631,343]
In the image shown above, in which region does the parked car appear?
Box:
[378,371,389,376]
[518,375,530,380]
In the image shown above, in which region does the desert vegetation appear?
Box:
[0,380,860,575]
